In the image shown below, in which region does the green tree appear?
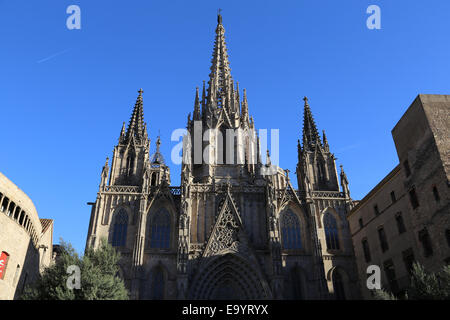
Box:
[407,263,450,300]
[372,289,397,300]
[22,238,129,300]
[373,262,450,300]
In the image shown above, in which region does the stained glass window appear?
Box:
[324,212,340,250]
[281,210,302,250]
[112,209,128,247]
[150,208,171,249]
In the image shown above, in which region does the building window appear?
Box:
[373,205,380,216]
[390,191,396,203]
[403,160,411,177]
[378,227,389,252]
[13,264,20,286]
[281,210,303,250]
[395,213,406,234]
[362,239,371,263]
[446,229,450,248]
[418,228,433,257]
[409,187,419,209]
[0,251,10,280]
[324,212,340,250]
[151,268,165,299]
[126,154,135,176]
[112,209,128,247]
[150,208,171,249]
[358,218,363,229]
[432,185,440,202]
[7,202,15,217]
[0,197,8,212]
[384,260,399,294]
[332,270,346,300]
[402,248,415,275]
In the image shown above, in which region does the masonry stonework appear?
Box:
[349,94,450,298]
[0,172,54,299]
[85,14,361,300]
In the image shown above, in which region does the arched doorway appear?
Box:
[189,253,270,299]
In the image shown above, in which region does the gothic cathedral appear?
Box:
[85,14,360,300]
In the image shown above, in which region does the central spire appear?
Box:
[208,11,233,110]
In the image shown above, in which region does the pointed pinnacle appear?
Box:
[302,96,321,150]
[193,87,201,120]
[126,89,145,142]
[322,130,328,144]
[217,9,223,24]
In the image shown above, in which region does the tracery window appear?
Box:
[324,212,340,250]
[150,208,171,249]
[281,210,302,250]
[112,209,128,247]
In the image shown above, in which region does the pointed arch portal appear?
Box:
[189,253,269,299]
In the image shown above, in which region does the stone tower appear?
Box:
[85,13,360,300]
[296,97,360,299]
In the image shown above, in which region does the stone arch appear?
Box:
[284,203,310,226]
[109,207,130,247]
[189,253,271,299]
[279,207,308,252]
[327,266,352,300]
[321,207,342,251]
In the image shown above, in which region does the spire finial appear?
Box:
[193,87,201,120]
[303,96,308,104]
[156,134,161,148]
[151,134,165,165]
[266,149,272,166]
[138,88,144,96]
[218,8,223,24]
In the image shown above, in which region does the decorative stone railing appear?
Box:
[311,191,345,198]
[169,187,181,195]
[104,185,141,193]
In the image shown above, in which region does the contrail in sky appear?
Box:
[37,49,70,63]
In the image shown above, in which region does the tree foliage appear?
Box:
[407,263,450,300]
[22,238,129,300]
[374,262,450,300]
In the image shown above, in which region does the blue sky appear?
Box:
[1,0,450,254]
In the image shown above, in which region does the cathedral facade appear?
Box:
[85,14,360,300]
